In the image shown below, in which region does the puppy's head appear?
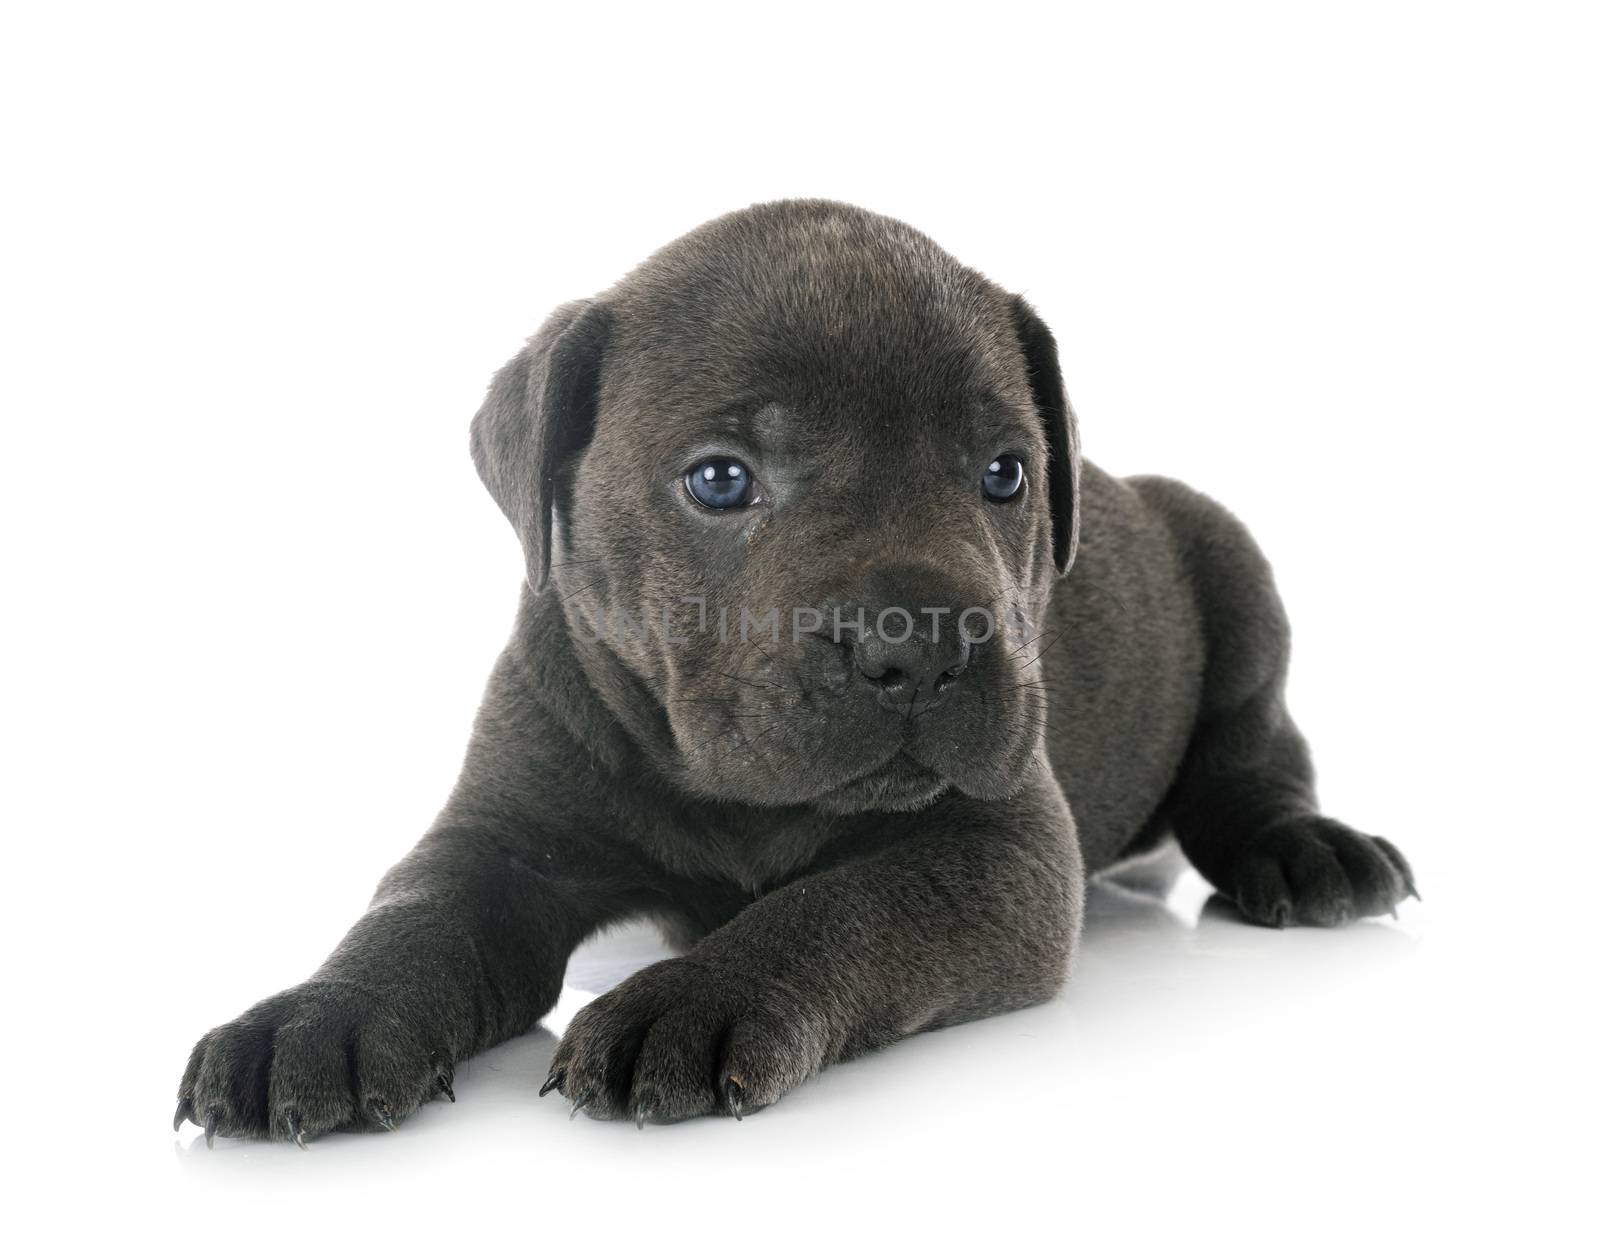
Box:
[473,201,1079,813]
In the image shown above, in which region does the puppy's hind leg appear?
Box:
[1132,477,1418,927]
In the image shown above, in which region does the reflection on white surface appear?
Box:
[151,847,1588,1237]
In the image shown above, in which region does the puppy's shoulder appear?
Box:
[1121,473,1276,588]
[1121,472,1291,706]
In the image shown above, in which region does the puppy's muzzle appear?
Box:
[823,566,975,711]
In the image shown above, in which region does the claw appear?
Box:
[285,1111,308,1150]
[723,1077,744,1121]
[1405,879,1422,902]
[203,1107,220,1149]
[173,1098,193,1133]
[569,1095,587,1121]
[538,1070,563,1098]
[370,1100,395,1132]
[634,1106,650,1131]
[431,1051,456,1102]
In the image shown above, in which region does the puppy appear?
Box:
[176,200,1416,1143]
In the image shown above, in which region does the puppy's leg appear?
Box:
[176,808,642,1144]
[1133,476,1417,927]
[548,773,1083,1124]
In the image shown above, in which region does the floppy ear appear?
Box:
[470,300,612,591]
[1010,295,1082,576]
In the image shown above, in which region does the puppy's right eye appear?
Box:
[685,457,755,509]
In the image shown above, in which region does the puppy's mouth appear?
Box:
[810,750,950,815]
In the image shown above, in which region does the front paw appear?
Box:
[175,981,456,1145]
[547,958,827,1125]
[1230,816,1418,928]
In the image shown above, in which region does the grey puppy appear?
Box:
[176,200,1416,1144]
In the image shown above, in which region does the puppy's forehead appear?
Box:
[604,202,1034,439]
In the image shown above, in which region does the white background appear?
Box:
[2,2,1596,1236]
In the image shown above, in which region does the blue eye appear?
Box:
[982,454,1025,501]
[686,457,754,509]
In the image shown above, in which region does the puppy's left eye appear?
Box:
[686,457,755,509]
[982,455,1025,502]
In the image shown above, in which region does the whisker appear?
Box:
[1006,626,1054,658]
[556,578,604,606]
[709,667,787,693]
[1014,630,1062,672]
[725,716,788,763]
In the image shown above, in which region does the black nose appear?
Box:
[851,626,970,705]
[829,580,973,709]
